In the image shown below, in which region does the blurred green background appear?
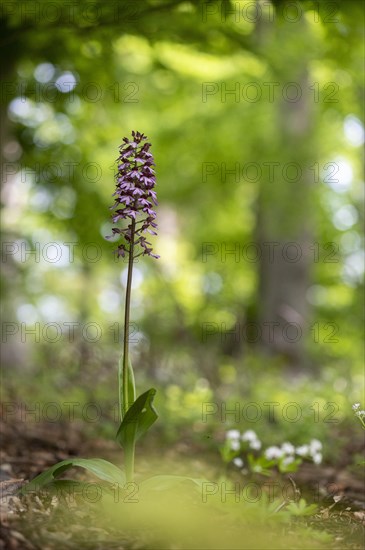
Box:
[1,0,364,461]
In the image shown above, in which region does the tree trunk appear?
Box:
[255,6,318,370]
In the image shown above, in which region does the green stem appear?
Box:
[122,218,136,483]
[124,443,135,483]
[122,218,135,417]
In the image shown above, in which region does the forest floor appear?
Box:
[1,417,364,550]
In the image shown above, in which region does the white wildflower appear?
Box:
[226,429,240,440]
[281,442,295,455]
[352,403,360,411]
[241,430,257,442]
[249,439,262,450]
[282,456,295,466]
[313,452,322,464]
[296,444,310,457]
[230,440,240,451]
[233,457,244,468]
[309,439,322,454]
[356,410,365,418]
[265,446,283,460]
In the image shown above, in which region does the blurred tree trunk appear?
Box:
[0,15,20,182]
[254,3,317,369]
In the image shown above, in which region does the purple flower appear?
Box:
[107,131,159,259]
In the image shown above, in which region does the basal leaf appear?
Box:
[20,458,126,494]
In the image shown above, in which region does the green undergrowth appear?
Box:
[17,475,337,550]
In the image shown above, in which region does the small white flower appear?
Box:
[281,442,295,455]
[282,456,294,466]
[233,457,244,468]
[356,410,365,418]
[241,430,257,442]
[226,429,240,440]
[352,403,360,411]
[313,452,322,464]
[265,446,283,460]
[249,439,262,450]
[230,440,240,451]
[309,439,322,454]
[296,445,310,457]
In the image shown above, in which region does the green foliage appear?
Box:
[2,0,363,386]
[285,498,318,517]
[116,388,158,450]
[20,458,126,494]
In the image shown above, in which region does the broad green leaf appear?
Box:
[118,355,136,420]
[116,388,158,450]
[20,458,126,494]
